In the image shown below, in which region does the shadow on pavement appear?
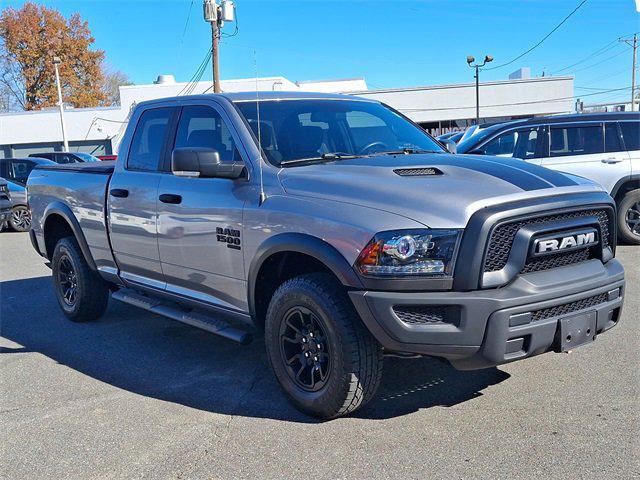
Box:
[0,276,509,422]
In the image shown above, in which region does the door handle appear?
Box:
[159,193,182,204]
[109,188,129,198]
[601,158,623,164]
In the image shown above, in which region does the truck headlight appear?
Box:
[355,229,462,277]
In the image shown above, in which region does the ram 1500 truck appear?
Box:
[28,92,625,419]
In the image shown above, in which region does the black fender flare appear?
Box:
[247,232,363,318]
[42,202,97,271]
[610,174,640,200]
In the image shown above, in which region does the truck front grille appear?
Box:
[483,209,611,274]
[531,293,609,322]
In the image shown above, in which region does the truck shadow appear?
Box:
[0,276,509,423]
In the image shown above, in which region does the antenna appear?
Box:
[254,49,266,205]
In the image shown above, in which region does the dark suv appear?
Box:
[457,112,640,244]
[28,152,100,164]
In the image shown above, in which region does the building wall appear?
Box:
[356,76,574,123]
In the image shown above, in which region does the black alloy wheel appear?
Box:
[279,306,331,392]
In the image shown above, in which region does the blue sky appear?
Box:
[5,0,640,103]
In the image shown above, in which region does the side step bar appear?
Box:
[111,289,253,345]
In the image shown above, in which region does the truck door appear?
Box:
[107,106,175,289]
[156,102,248,313]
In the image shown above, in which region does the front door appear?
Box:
[108,106,174,289]
[537,122,631,194]
[157,103,248,312]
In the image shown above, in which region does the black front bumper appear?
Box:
[349,259,625,370]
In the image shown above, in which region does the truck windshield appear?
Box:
[235,99,443,166]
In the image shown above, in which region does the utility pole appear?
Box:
[53,56,69,151]
[203,0,235,94]
[467,55,493,124]
[620,34,638,111]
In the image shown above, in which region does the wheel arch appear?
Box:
[610,175,640,203]
[247,233,363,326]
[42,202,97,271]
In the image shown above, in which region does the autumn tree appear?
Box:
[0,2,107,110]
[102,68,133,106]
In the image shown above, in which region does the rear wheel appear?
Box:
[617,189,640,245]
[265,273,383,419]
[9,205,31,232]
[52,237,110,322]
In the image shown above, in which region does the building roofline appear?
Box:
[352,75,574,95]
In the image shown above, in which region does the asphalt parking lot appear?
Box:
[0,231,638,479]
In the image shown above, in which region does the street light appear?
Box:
[53,56,69,151]
[467,54,493,124]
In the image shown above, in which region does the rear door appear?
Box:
[156,102,248,312]
[108,106,175,289]
[619,119,640,179]
[474,126,544,161]
[538,122,630,193]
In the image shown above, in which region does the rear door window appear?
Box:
[127,107,173,171]
[549,125,604,157]
[620,121,640,151]
[604,123,623,153]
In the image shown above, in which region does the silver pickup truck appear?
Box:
[28,92,625,419]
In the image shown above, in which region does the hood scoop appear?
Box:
[393,167,444,177]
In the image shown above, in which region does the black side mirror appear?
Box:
[171,147,244,179]
[443,139,457,154]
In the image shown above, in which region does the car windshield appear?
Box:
[74,152,100,162]
[235,99,443,166]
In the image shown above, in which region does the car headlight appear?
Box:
[355,229,462,277]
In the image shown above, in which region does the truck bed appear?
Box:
[28,162,117,275]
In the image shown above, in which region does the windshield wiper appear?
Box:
[280,152,360,167]
[371,148,443,156]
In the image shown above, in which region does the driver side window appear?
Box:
[483,128,539,159]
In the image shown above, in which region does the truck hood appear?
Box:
[277,153,603,228]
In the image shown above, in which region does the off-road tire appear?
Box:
[617,189,640,245]
[265,273,383,419]
[52,236,109,322]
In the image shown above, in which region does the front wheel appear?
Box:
[617,189,640,245]
[52,237,110,322]
[9,205,31,232]
[265,273,383,419]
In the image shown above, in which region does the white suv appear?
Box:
[457,112,640,244]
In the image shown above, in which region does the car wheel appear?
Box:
[265,273,383,419]
[52,236,110,322]
[617,189,640,245]
[9,205,31,232]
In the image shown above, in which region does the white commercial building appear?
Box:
[0,72,574,158]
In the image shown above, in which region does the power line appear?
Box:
[177,47,213,96]
[569,45,630,74]
[485,0,589,71]
[551,39,621,75]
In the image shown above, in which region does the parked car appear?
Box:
[0,157,57,231]
[436,131,464,143]
[28,152,100,164]
[457,112,640,244]
[0,178,12,229]
[28,92,625,419]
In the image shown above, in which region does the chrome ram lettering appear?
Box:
[534,230,598,255]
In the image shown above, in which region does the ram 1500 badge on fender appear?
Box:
[27,92,625,419]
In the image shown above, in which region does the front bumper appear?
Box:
[349,259,625,370]
[0,207,11,223]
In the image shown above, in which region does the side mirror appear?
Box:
[443,139,457,154]
[171,147,244,179]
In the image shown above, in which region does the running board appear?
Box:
[111,289,253,345]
